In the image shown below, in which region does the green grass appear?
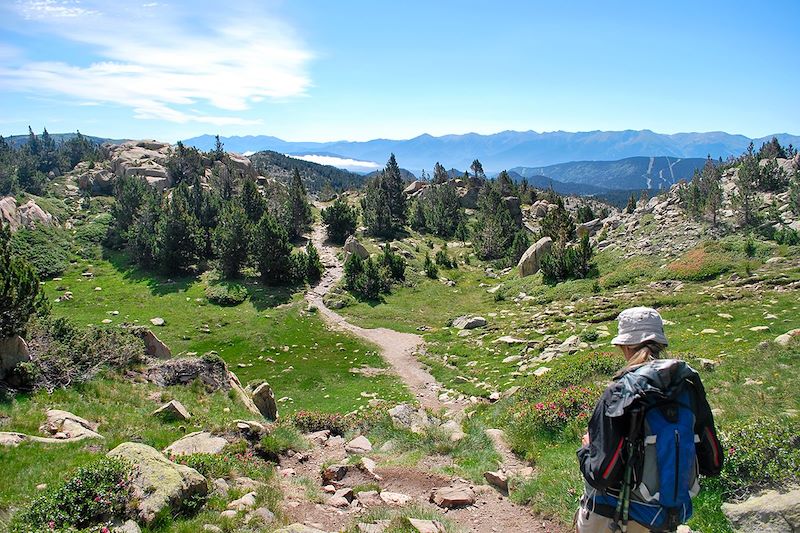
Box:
[42,251,412,414]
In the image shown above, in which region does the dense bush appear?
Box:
[517,352,623,402]
[23,317,145,391]
[10,458,131,531]
[205,282,248,306]
[175,449,274,481]
[292,410,351,436]
[258,425,309,457]
[321,197,358,244]
[423,252,438,279]
[540,234,595,283]
[74,213,114,259]
[1,222,48,339]
[772,227,800,245]
[714,417,800,499]
[10,224,71,278]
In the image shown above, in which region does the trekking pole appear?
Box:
[615,408,642,533]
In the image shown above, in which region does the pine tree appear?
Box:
[539,196,576,243]
[473,185,516,260]
[212,135,225,161]
[111,174,151,237]
[470,159,485,181]
[252,213,293,285]
[409,199,426,231]
[733,143,761,227]
[305,241,323,282]
[321,197,358,244]
[156,184,204,273]
[383,154,406,226]
[128,193,161,269]
[285,169,313,239]
[362,173,395,238]
[510,229,530,263]
[496,170,516,196]
[240,178,266,223]
[423,183,463,238]
[433,162,448,185]
[214,203,250,278]
[625,193,637,214]
[0,222,47,338]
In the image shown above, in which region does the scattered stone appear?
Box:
[722,487,800,533]
[700,328,718,334]
[452,315,487,329]
[431,484,476,508]
[356,490,383,507]
[39,409,103,441]
[245,507,276,525]
[153,399,191,421]
[227,491,257,511]
[107,442,207,525]
[359,456,382,480]
[203,526,223,533]
[698,358,719,371]
[102,319,113,324]
[275,525,328,533]
[36,483,47,491]
[164,431,227,456]
[750,326,770,332]
[533,366,551,377]
[322,464,349,483]
[358,521,389,533]
[150,317,166,327]
[306,429,331,444]
[329,487,354,508]
[112,520,142,533]
[380,491,412,506]
[212,478,229,496]
[495,335,528,344]
[252,382,278,421]
[408,518,446,533]
[135,328,172,358]
[502,355,522,364]
[345,435,373,454]
[219,510,237,519]
[484,470,509,492]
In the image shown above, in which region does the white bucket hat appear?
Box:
[611,307,668,346]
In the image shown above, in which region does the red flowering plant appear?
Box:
[508,384,601,435]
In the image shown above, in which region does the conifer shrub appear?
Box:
[423,252,439,279]
[10,224,71,278]
[205,282,248,306]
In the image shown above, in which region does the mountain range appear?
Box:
[183,129,800,176]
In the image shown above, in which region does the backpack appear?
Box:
[591,372,702,532]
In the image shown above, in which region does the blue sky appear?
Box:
[0,0,798,142]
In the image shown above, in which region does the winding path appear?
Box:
[305,221,447,410]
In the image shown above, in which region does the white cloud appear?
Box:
[290,154,381,171]
[1,0,311,125]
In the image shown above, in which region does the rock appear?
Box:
[0,196,56,231]
[775,333,795,347]
[503,196,522,225]
[360,456,382,480]
[219,510,237,519]
[502,355,522,364]
[245,507,276,525]
[698,358,719,371]
[329,487,354,507]
[577,218,603,239]
[227,491,257,511]
[404,181,427,195]
[750,326,770,332]
[275,525,328,533]
[212,478,230,496]
[344,235,370,259]
[452,315,487,330]
[147,357,230,390]
[722,487,800,532]
[107,442,207,525]
[380,491,412,506]
[345,435,373,454]
[306,429,331,444]
[533,366,551,377]
[408,518,446,533]
[322,464,349,483]
[388,403,431,432]
[39,409,103,440]
[251,382,279,421]
[700,328,718,334]
[164,431,228,456]
[495,335,528,344]
[0,335,31,386]
[112,520,142,533]
[150,317,166,326]
[153,399,191,421]
[135,328,172,358]
[431,485,476,508]
[203,526,223,533]
[484,470,509,492]
[517,237,552,277]
[356,490,383,507]
[228,371,262,416]
[358,522,389,533]
[0,432,28,447]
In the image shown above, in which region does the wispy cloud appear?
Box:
[1,0,311,125]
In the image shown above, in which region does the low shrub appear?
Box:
[772,227,800,245]
[258,425,309,457]
[517,351,622,403]
[424,252,438,279]
[508,384,601,435]
[74,213,113,259]
[10,225,71,278]
[599,258,653,289]
[205,282,247,306]
[292,410,351,436]
[175,448,274,481]
[665,246,733,281]
[10,458,131,531]
[714,417,800,499]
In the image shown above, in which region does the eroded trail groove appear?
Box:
[303,218,558,533]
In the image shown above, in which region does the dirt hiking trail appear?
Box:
[302,217,560,532]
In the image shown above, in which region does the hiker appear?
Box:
[576,307,723,533]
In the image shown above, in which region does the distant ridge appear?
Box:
[182,129,800,176]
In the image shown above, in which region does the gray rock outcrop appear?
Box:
[252,382,278,420]
[517,237,552,277]
[344,235,370,259]
[0,335,30,385]
[722,487,800,532]
[164,431,228,456]
[107,442,207,525]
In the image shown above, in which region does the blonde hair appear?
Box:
[625,340,667,367]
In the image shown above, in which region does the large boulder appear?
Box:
[722,487,800,532]
[153,399,191,422]
[164,431,228,457]
[457,186,479,209]
[404,181,427,195]
[344,235,369,259]
[39,409,103,440]
[131,328,171,358]
[107,442,207,525]
[517,237,552,277]
[229,371,261,416]
[76,164,115,195]
[503,196,522,225]
[105,141,173,191]
[577,218,603,239]
[0,335,31,383]
[430,484,476,508]
[252,382,278,421]
[146,357,230,390]
[0,196,56,232]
